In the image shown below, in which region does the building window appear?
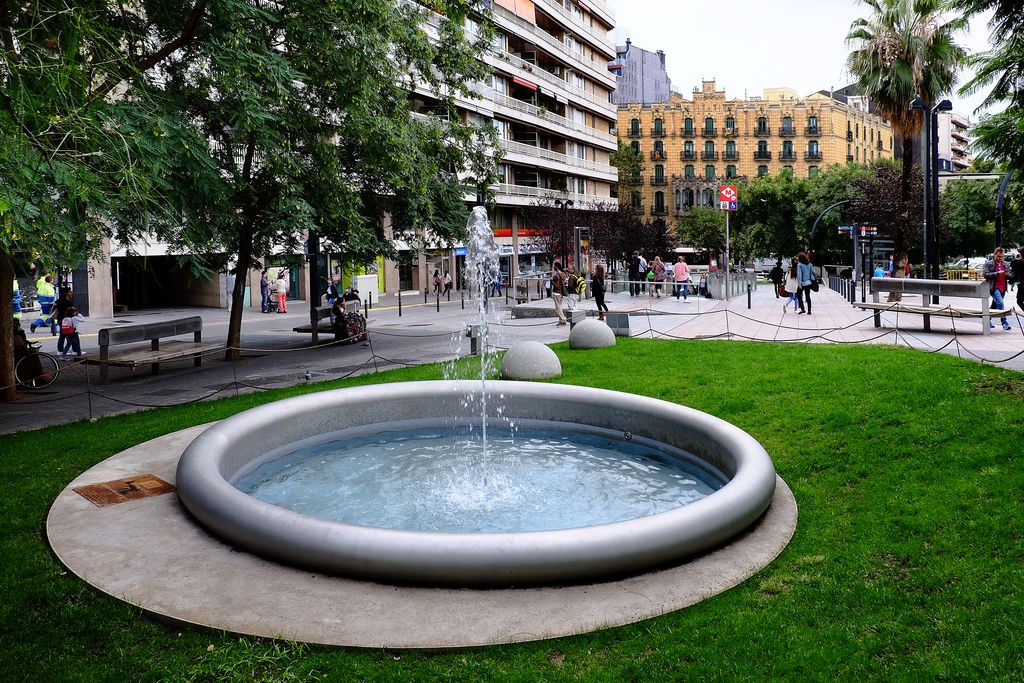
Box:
[704,165,715,179]
[704,117,715,133]
[654,140,664,155]
[630,141,640,153]
[782,116,793,134]
[704,140,715,154]
[683,117,694,135]
[808,166,819,178]
[653,118,664,136]
[726,140,736,157]
[683,188,694,206]
[674,189,682,211]
[757,140,768,153]
[654,164,665,182]
[630,118,640,135]
[808,140,819,155]
[757,165,768,177]
[782,140,793,158]
[726,165,737,179]
[702,188,714,205]
[655,191,665,212]
[684,164,694,178]
[855,123,859,139]
[725,116,735,133]
[757,116,768,134]
[684,141,694,155]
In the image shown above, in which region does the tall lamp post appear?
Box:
[910,96,952,281]
[553,198,574,267]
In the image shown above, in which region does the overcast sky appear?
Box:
[605,0,998,120]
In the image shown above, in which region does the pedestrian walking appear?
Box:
[797,252,814,315]
[768,260,785,299]
[628,251,641,296]
[592,263,609,320]
[673,256,690,300]
[551,262,568,326]
[651,256,666,298]
[432,269,442,295]
[443,270,453,295]
[59,307,86,358]
[782,259,801,314]
[983,247,1012,330]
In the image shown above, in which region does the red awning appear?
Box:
[512,76,537,91]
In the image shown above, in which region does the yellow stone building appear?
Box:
[617,80,895,218]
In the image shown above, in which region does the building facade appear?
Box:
[935,111,971,172]
[608,39,673,105]
[617,80,894,218]
[399,0,618,289]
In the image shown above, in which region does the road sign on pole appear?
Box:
[719,185,738,212]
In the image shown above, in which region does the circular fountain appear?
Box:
[176,379,776,586]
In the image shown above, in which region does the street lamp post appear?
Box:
[553,198,574,267]
[911,95,952,283]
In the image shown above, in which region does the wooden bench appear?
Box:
[97,316,221,383]
[292,302,361,343]
[860,278,1010,335]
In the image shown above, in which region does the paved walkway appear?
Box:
[4,281,1023,434]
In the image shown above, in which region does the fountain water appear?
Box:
[176,208,778,587]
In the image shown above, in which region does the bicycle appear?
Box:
[14,345,60,389]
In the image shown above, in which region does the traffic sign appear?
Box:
[719,186,738,211]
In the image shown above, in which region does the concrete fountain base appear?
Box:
[47,424,796,648]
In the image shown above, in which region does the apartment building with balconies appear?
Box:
[618,80,893,217]
[402,0,617,285]
[936,111,972,172]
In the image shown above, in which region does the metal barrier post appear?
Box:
[364,299,369,319]
[461,291,465,310]
[398,290,402,317]
[423,289,428,304]
[436,292,440,312]
[747,284,751,309]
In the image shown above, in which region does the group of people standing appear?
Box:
[259,269,290,314]
[770,252,817,315]
[626,252,693,300]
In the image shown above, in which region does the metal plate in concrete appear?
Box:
[47,425,797,649]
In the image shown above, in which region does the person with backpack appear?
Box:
[59,307,86,358]
[628,251,642,296]
[768,260,785,299]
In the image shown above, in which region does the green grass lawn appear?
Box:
[3,339,1024,682]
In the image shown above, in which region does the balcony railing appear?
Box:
[701,151,719,160]
[754,127,771,137]
[492,50,615,114]
[650,175,668,186]
[877,141,883,151]
[804,151,823,161]
[701,127,717,137]
[681,128,695,137]
[491,4,616,88]
[723,151,739,160]
[780,151,797,161]
[534,0,616,56]
[652,127,666,137]
[492,183,615,207]
[754,150,772,160]
[681,150,697,160]
[846,131,854,141]
[626,128,643,137]
[805,126,820,136]
[650,206,668,216]
[498,139,617,176]
[482,85,616,146]
[847,154,855,161]
[779,127,796,137]
[650,150,667,161]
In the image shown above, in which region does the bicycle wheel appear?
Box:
[15,352,60,389]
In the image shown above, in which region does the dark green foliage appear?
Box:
[3,341,1024,680]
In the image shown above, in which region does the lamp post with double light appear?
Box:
[910,95,952,281]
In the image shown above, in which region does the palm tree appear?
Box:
[847,0,966,282]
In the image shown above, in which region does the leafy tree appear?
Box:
[610,141,644,211]
[957,0,1024,172]
[677,206,725,258]
[0,1,216,398]
[847,0,966,270]
[938,178,999,257]
[798,162,876,264]
[734,170,808,260]
[849,161,925,276]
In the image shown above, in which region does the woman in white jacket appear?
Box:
[274,271,289,314]
[782,259,801,314]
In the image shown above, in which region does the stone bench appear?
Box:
[861,278,1004,335]
[97,316,220,383]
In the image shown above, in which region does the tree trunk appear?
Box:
[224,221,255,362]
[0,253,15,401]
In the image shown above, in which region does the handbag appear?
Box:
[810,279,819,292]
